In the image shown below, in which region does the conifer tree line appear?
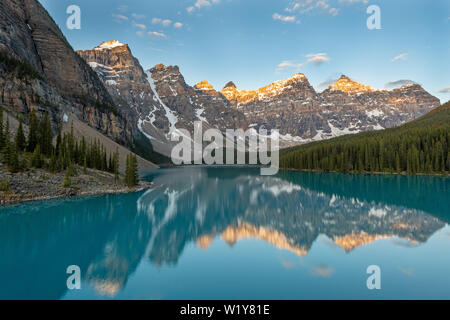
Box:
[0,107,139,187]
[280,102,450,175]
[125,153,138,188]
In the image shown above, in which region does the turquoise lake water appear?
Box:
[0,166,449,300]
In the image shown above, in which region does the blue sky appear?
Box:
[40,0,449,102]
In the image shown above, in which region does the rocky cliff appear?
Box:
[78,43,247,156]
[0,0,149,159]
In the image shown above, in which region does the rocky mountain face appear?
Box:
[148,64,246,132]
[76,41,171,153]
[0,0,136,147]
[77,38,440,155]
[78,43,247,156]
[221,74,441,144]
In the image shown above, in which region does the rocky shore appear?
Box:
[0,163,153,205]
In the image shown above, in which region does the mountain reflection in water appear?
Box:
[0,167,448,299]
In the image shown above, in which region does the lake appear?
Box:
[0,166,449,300]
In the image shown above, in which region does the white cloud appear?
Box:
[391,53,408,62]
[148,31,167,38]
[152,18,173,27]
[132,21,146,30]
[437,86,450,93]
[329,8,340,16]
[339,0,369,4]
[316,0,329,10]
[273,13,296,23]
[286,0,341,16]
[278,61,303,69]
[385,80,418,89]
[195,0,212,9]
[163,19,172,27]
[174,22,184,28]
[187,0,221,13]
[131,13,145,20]
[117,5,128,12]
[306,53,330,65]
[112,14,128,21]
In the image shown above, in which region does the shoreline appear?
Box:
[0,182,154,206]
[279,168,450,177]
[0,164,154,207]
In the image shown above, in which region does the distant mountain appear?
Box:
[222,74,440,144]
[280,101,450,174]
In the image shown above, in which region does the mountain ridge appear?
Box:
[78,39,441,153]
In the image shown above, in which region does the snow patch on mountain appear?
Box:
[366,109,384,118]
[95,40,126,50]
[147,71,179,138]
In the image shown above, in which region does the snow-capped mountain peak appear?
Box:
[95,40,127,50]
[329,75,374,93]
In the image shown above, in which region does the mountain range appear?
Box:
[78,40,440,155]
[0,0,442,163]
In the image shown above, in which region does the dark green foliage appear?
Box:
[39,112,53,156]
[9,145,20,173]
[125,153,138,187]
[112,148,119,184]
[132,131,171,165]
[14,117,26,151]
[280,102,450,175]
[27,110,39,152]
[49,151,57,173]
[0,177,10,192]
[0,107,4,149]
[63,168,71,188]
[0,114,20,172]
[31,145,43,168]
[52,122,118,174]
[0,51,43,80]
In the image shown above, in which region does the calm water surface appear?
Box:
[0,167,449,300]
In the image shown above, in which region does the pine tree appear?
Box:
[15,116,26,152]
[3,116,11,165]
[0,106,4,149]
[132,154,138,186]
[27,109,39,152]
[63,168,71,188]
[113,148,119,184]
[31,144,42,168]
[49,151,57,173]
[83,155,87,174]
[125,153,131,187]
[40,112,52,156]
[56,124,62,156]
[8,145,19,173]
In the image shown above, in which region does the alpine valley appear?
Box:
[0,0,449,302]
[0,0,443,189]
